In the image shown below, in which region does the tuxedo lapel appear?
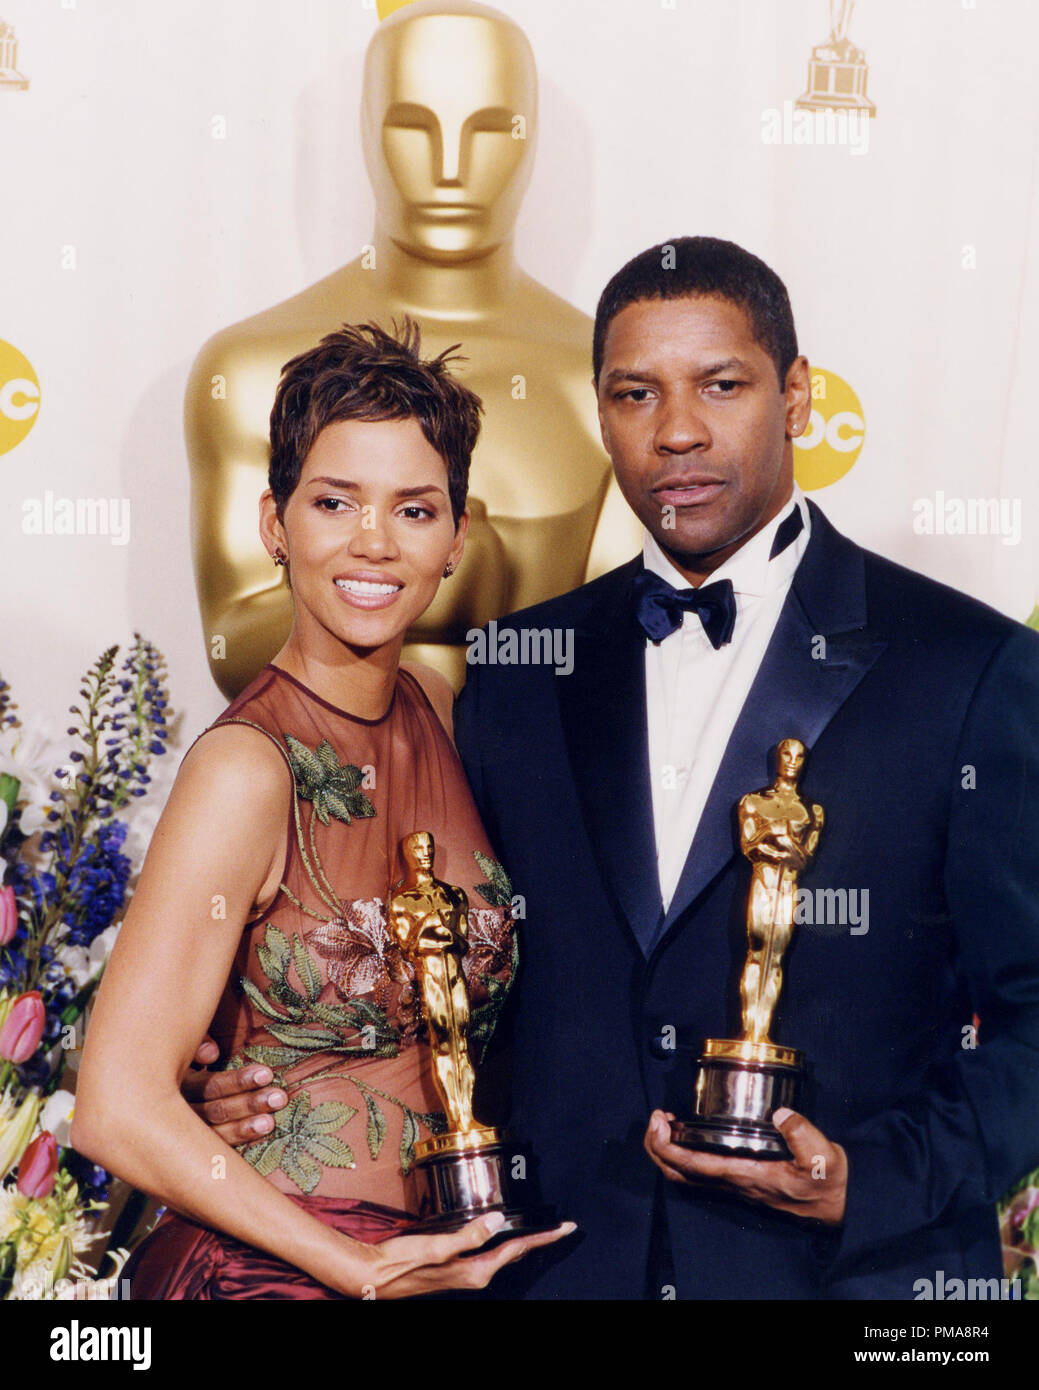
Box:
[554,559,664,953]
[654,503,887,946]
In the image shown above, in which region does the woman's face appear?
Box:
[263,416,467,656]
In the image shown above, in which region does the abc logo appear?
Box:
[0,340,40,455]
[793,368,864,491]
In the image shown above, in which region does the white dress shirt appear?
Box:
[644,486,812,910]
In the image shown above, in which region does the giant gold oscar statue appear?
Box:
[186,0,640,698]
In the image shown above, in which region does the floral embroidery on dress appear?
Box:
[283,734,375,824]
[466,909,513,980]
[241,923,402,1066]
[242,1091,356,1195]
[466,852,518,1061]
[310,900,407,1008]
[309,900,423,1038]
[233,834,518,1190]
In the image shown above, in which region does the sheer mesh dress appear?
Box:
[124,664,517,1299]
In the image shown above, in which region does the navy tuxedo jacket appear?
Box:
[454,501,1039,1299]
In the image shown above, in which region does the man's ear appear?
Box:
[594,380,612,458]
[784,356,812,439]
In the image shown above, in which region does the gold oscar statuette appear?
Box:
[388,830,556,1235]
[671,739,825,1159]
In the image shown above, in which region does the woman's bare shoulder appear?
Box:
[174,720,293,805]
[401,661,456,740]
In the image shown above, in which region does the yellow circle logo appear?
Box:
[0,341,40,455]
[793,368,864,491]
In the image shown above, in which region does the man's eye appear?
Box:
[617,388,653,402]
[707,380,741,394]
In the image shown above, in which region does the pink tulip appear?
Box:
[0,886,15,946]
[16,1130,58,1199]
[0,991,45,1063]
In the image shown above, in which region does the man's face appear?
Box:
[596,294,810,582]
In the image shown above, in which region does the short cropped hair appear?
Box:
[268,318,482,525]
[592,236,799,389]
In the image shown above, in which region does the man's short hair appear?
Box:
[592,236,799,389]
[268,318,482,525]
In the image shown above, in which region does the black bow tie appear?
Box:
[632,571,737,647]
[633,505,804,646]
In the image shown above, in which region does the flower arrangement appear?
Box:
[1000,1175,1039,1299]
[0,637,170,1299]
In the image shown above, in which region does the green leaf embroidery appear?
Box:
[269,978,306,1012]
[263,924,292,977]
[243,1044,311,1069]
[306,1099,356,1132]
[302,1133,355,1168]
[241,1090,357,1195]
[307,1000,352,1027]
[293,933,323,1003]
[284,734,376,825]
[240,976,292,1023]
[282,1147,323,1195]
[399,1109,420,1175]
[266,1023,345,1051]
[473,850,513,908]
[362,1091,388,1161]
[243,1134,288,1178]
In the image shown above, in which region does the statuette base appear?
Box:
[670,1039,806,1161]
[412,1134,557,1248]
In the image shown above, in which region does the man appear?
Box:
[187,237,1039,1299]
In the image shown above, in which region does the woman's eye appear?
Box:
[316,496,351,512]
[399,504,435,520]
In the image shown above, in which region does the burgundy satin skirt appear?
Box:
[124,1193,417,1300]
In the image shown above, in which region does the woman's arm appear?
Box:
[72,726,570,1296]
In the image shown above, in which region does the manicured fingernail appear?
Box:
[251,1067,273,1085]
[252,1115,274,1134]
[484,1212,506,1231]
[772,1108,793,1125]
[265,1089,287,1109]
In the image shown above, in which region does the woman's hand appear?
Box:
[341,1212,576,1299]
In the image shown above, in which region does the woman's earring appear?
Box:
[273,548,287,567]
[442,562,456,579]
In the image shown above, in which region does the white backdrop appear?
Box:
[1,0,1037,748]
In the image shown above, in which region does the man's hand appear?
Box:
[644,1107,848,1225]
[181,1037,288,1146]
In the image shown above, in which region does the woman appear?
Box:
[72,320,572,1298]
